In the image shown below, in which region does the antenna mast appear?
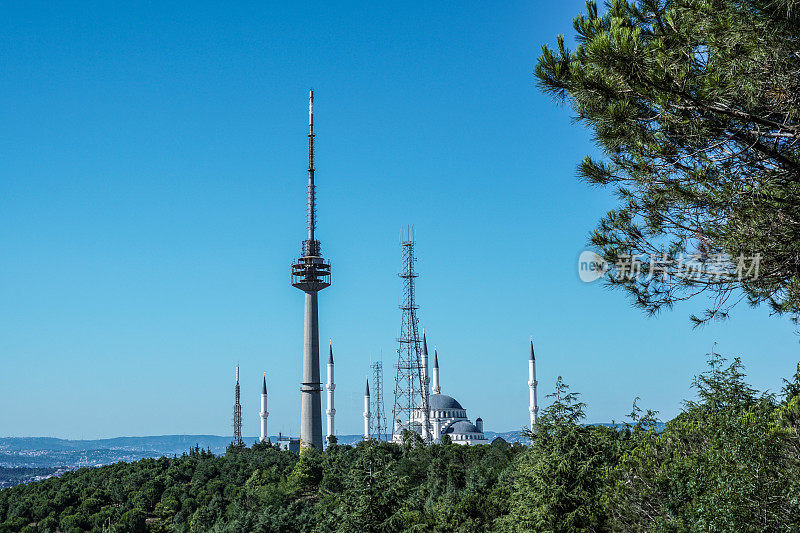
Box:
[307,89,316,243]
[233,364,243,445]
[371,360,387,441]
[391,229,431,442]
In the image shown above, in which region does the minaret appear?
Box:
[363,378,371,440]
[233,365,243,445]
[291,90,332,450]
[421,331,430,398]
[528,338,539,430]
[432,347,440,394]
[326,341,336,443]
[419,331,431,441]
[260,373,269,442]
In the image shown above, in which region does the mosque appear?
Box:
[403,334,489,445]
[257,331,540,447]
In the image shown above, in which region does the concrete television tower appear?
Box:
[291,90,331,450]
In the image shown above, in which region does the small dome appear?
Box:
[445,420,480,434]
[491,437,509,447]
[428,394,464,410]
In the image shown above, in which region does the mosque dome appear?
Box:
[445,420,480,434]
[428,394,463,410]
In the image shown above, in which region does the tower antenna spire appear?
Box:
[307,89,316,242]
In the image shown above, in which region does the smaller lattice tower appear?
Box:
[391,229,431,442]
[371,360,387,441]
[232,364,243,445]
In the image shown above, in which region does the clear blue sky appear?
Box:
[1,1,797,440]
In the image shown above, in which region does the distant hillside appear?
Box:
[0,427,603,488]
[1,435,258,470]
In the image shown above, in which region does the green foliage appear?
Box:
[2,355,799,531]
[502,377,624,532]
[537,0,800,325]
[0,431,520,532]
[288,449,324,493]
[607,354,800,531]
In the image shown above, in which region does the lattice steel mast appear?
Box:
[232,364,243,445]
[371,360,387,441]
[291,90,331,450]
[391,231,431,442]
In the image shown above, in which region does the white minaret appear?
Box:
[326,341,336,443]
[420,332,431,441]
[363,378,371,440]
[431,347,440,395]
[528,338,539,430]
[421,331,430,397]
[260,373,269,442]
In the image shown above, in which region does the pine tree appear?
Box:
[537,0,800,325]
[504,377,620,532]
[338,442,406,532]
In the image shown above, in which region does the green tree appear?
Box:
[502,377,621,532]
[782,362,800,402]
[119,508,147,533]
[608,354,800,531]
[537,0,800,325]
[287,448,323,494]
[338,442,406,532]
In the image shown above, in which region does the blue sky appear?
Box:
[1,1,798,439]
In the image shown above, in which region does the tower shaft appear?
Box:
[300,291,323,449]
